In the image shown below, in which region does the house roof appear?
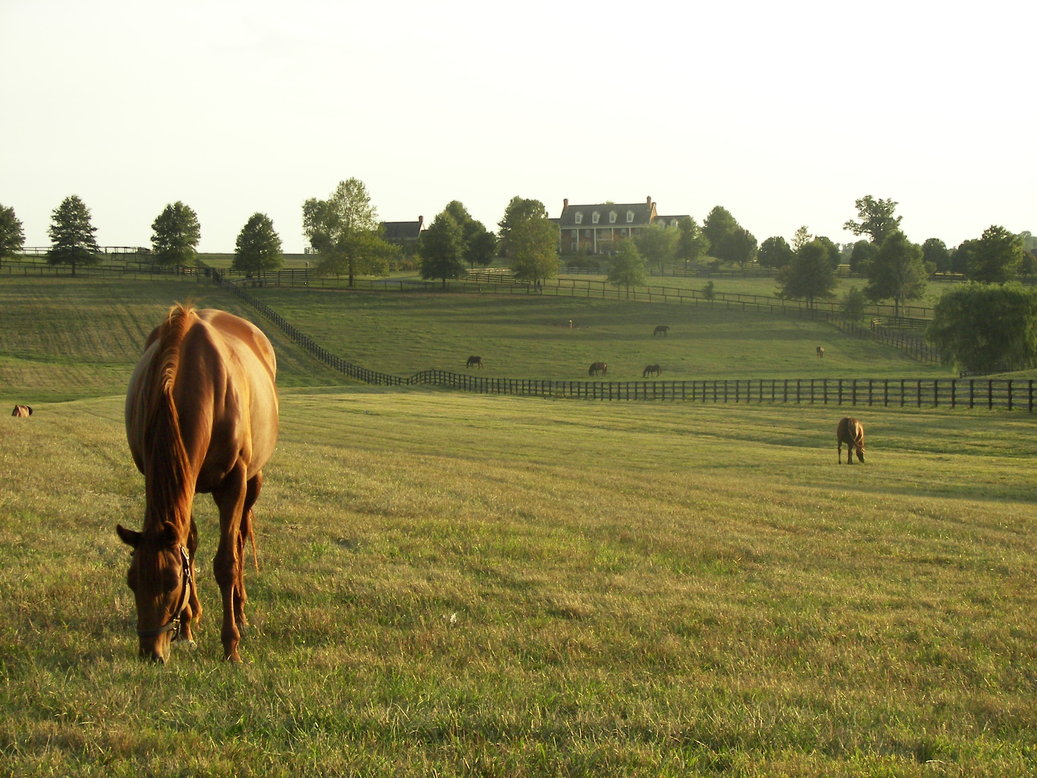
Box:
[381,217,424,241]
[558,197,657,228]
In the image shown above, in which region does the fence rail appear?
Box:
[214,273,1031,412]
[403,372,1036,411]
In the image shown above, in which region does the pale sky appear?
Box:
[2,0,1033,253]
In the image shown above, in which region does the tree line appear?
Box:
[2,186,1035,375]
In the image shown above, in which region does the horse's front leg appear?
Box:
[212,464,248,662]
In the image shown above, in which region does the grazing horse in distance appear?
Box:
[816,346,825,358]
[836,417,865,464]
[643,364,661,378]
[119,304,279,663]
[588,361,608,377]
[11,404,32,417]
[653,325,670,336]
[466,355,484,369]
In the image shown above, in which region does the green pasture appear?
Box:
[2,390,1035,776]
[1,274,1035,775]
[0,276,950,404]
[0,277,349,401]
[246,287,949,381]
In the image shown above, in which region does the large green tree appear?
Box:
[675,216,709,264]
[719,226,758,268]
[928,283,1037,373]
[849,240,877,274]
[776,239,836,307]
[419,211,467,287]
[443,200,496,266]
[47,195,100,276]
[508,214,558,285]
[151,201,201,268]
[607,239,647,297]
[497,196,548,259]
[702,205,738,253]
[233,213,283,276]
[844,195,902,244]
[966,225,1024,283]
[921,238,951,273]
[633,223,678,269]
[864,230,927,317]
[0,204,25,260]
[303,178,392,287]
[757,236,795,269]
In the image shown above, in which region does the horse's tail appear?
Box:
[144,303,197,530]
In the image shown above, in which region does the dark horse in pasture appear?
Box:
[643,364,661,378]
[653,325,670,336]
[588,361,608,377]
[11,404,32,417]
[836,417,865,464]
[118,304,279,663]
[466,355,484,369]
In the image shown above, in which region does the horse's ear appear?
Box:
[116,524,141,548]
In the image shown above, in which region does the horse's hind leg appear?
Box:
[235,472,263,628]
[213,464,248,662]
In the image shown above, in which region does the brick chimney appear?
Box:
[563,198,569,211]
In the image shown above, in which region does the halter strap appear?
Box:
[138,545,192,640]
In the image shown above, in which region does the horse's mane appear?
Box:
[142,303,197,538]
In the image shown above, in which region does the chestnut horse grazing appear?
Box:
[118,305,278,663]
[836,417,865,464]
[588,361,608,377]
[11,404,32,417]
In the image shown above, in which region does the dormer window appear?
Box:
[592,211,600,224]
[626,210,635,223]
[609,210,617,224]
[574,212,583,225]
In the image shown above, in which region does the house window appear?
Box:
[592,211,600,224]
[609,210,617,224]
[626,210,635,223]
[575,212,583,225]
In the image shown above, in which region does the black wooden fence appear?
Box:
[216,273,1033,412]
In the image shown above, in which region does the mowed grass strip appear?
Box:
[0,277,352,401]
[1,391,1034,776]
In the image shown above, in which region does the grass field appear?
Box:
[245,287,949,382]
[1,275,1035,775]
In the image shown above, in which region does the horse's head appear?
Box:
[116,521,193,663]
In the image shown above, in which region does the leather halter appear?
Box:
[137,545,192,640]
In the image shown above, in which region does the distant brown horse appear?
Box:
[466,355,484,369]
[11,404,32,417]
[653,325,670,336]
[816,346,825,358]
[118,305,279,663]
[588,361,608,377]
[836,417,865,464]
[642,364,661,378]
